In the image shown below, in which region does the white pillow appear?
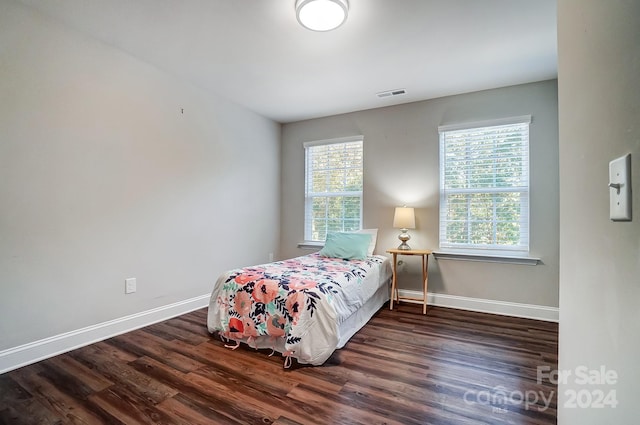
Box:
[353,228,378,256]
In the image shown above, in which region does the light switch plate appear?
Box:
[609,154,632,221]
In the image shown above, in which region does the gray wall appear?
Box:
[0,0,280,350]
[558,0,640,422]
[281,80,559,308]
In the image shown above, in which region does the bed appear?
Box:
[207,231,392,367]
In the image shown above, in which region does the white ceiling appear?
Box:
[20,0,557,123]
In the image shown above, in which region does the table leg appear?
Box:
[422,254,429,315]
[390,252,398,310]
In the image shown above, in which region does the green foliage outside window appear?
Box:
[305,139,363,242]
[440,121,529,251]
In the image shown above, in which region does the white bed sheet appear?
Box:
[207,254,392,366]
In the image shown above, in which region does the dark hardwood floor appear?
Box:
[0,303,558,424]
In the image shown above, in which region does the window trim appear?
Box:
[438,115,531,253]
[437,115,531,133]
[302,135,364,149]
[432,250,540,265]
[303,135,364,243]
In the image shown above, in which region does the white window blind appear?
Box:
[439,116,530,252]
[304,136,363,242]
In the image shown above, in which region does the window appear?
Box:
[304,136,363,242]
[438,116,531,252]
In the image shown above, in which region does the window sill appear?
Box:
[298,241,323,250]
[433,250,540,265]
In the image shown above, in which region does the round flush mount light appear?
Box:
[296,0,349,32]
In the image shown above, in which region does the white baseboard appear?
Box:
[398,289,559,322]
[0,294,211,374]
[1,291,558,374]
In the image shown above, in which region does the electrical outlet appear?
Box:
[269,252,274,262]
[397,260,406,272]
[125,278,136,294]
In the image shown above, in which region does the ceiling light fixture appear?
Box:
[296,0,349,32]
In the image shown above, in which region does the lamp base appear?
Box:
[397,229,411,250]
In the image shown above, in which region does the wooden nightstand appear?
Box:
[386,249,433,315]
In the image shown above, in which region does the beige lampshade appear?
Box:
[393,207,415,229]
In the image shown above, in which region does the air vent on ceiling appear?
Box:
[376,88,407,98]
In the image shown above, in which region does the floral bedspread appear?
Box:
[207,253,388,366]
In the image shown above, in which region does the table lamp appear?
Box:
[393,206,415,250]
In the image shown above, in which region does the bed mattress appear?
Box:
[207,253,392,366]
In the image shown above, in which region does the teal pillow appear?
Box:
[319,232,372,260]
